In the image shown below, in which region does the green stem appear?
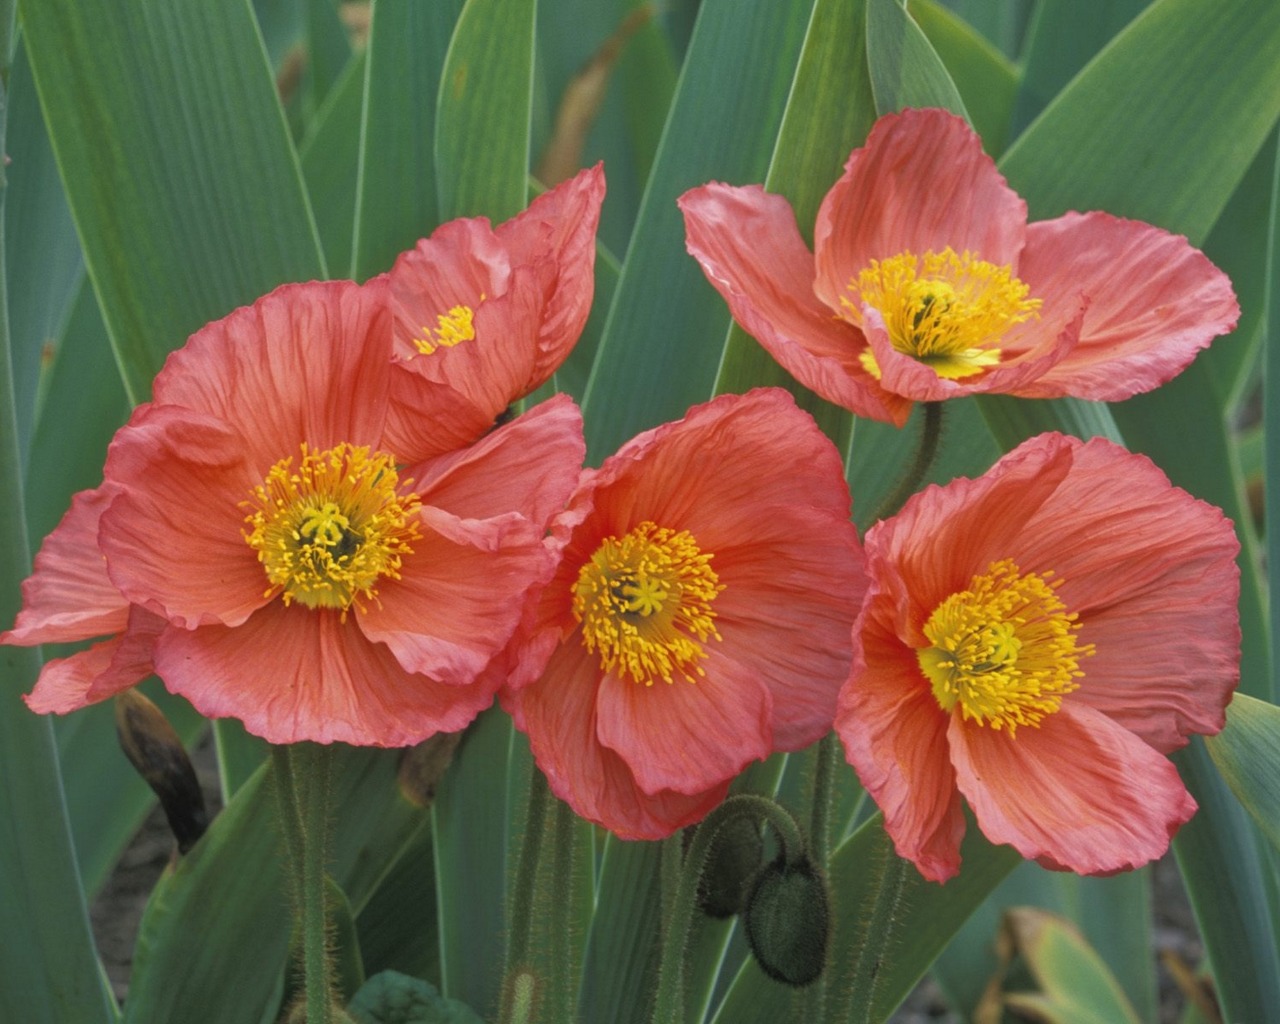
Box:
[842,840,909,1024]
[498,769,550,1024]
[650,796,806,1024]
[797,734,840,1024]
[272,743,337,1024]
[871,401,945,524]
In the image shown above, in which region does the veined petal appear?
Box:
[1011,212,1240,400]
[99,404,266,628]
[950,702,1196,874]
[356,506,550,684]
[837,582,967,883]
[502,638,727,840]
[156,603,491,746]
[408,394,585,528]
[152,279,394,467]
[813,109,1027,315]
[3,485,126,646]
[496,163,605,381]
[594,652,773,796]
[680,183,908,425]
[383,360,497,462]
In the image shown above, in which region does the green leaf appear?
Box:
[352,0,463,279]
[907,0,1017,154]
[434,0,534,222]
[348,970,484,1024]
[996,907,1143,1024]
[19,0,326,399]
[712,0,872,449]
[999,0,1280,241]
[865,0,967,119]
[1206,694,1280,853]
[581,0,814,460]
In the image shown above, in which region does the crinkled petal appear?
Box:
[813,109,1027,314]
[950,702,1197,874]
[680,184,908,425]
[383,360,497,462]
[836,588,967,883]
[389,217,512,362]
[152,279,393,468]
[1002,435,1240,752]
[3,485,126,646]
[155,603,490,746]
[1011,212,1239,400]
[594,654,773,796]
[99,404,266,628]
[356,506,550,683]
[502,637,727,839]
[497,163,605,384]
[408,394,585,528]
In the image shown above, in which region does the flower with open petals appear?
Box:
[4,279,585,746]
[389,164,604,427]
[500,389,867,839]
[680,108,1238,426]
[835,433,1239,881]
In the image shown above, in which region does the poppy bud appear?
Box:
[695,813,764,918]
[114,690,208,853]
[742,854,830,987]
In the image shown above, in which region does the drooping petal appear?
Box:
[99,404,266,629]
[502,637,727,840]
[680,183,908,425]
[152,279,394,469]
[25,606,167,714]
[836,586,968,883]
[408,394,585,528]
[156,603,491,746]
[950,703,1197,875]
[1009,212,1240,400]
[3,485,127,646]
[594,654,774,796]
[813,109,1028,314]
[356,505,549,684]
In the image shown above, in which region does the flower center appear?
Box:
[844,248,1041,380]
[572,521,724,686]
[414,303,477,355]
[243,443,420,614]
[916,559,1092,734]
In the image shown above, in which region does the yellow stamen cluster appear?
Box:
[573,521,724,686]
[845,247,1041,380]
[917,559,1092,734]
[415,303,477,355]
[243,443,420,615]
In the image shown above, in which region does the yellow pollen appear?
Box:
[242,442,420,616]
[916,559,1093,735]
[843,247,1041,380]
[415,302,479,355]
[572,521,724,686]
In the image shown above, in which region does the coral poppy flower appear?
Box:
[4,279,585,746]
[679,108,1238,427]
[500,389,867,840]
[388,163,605,426]
[835,433,1240,881]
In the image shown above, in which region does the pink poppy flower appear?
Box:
[4,279,585,746]
[835,433,1240,881]
[388,164,605,426]
[680,108,1238,427]
[501,389,867,840]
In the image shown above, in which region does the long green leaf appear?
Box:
[352,0,462,279]
[581,0,814,461]
[0,54,117,1024]
[19,0,326,397]
[434,0,534,223]
[865,0,967,120]
[1207,694,1280,854]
